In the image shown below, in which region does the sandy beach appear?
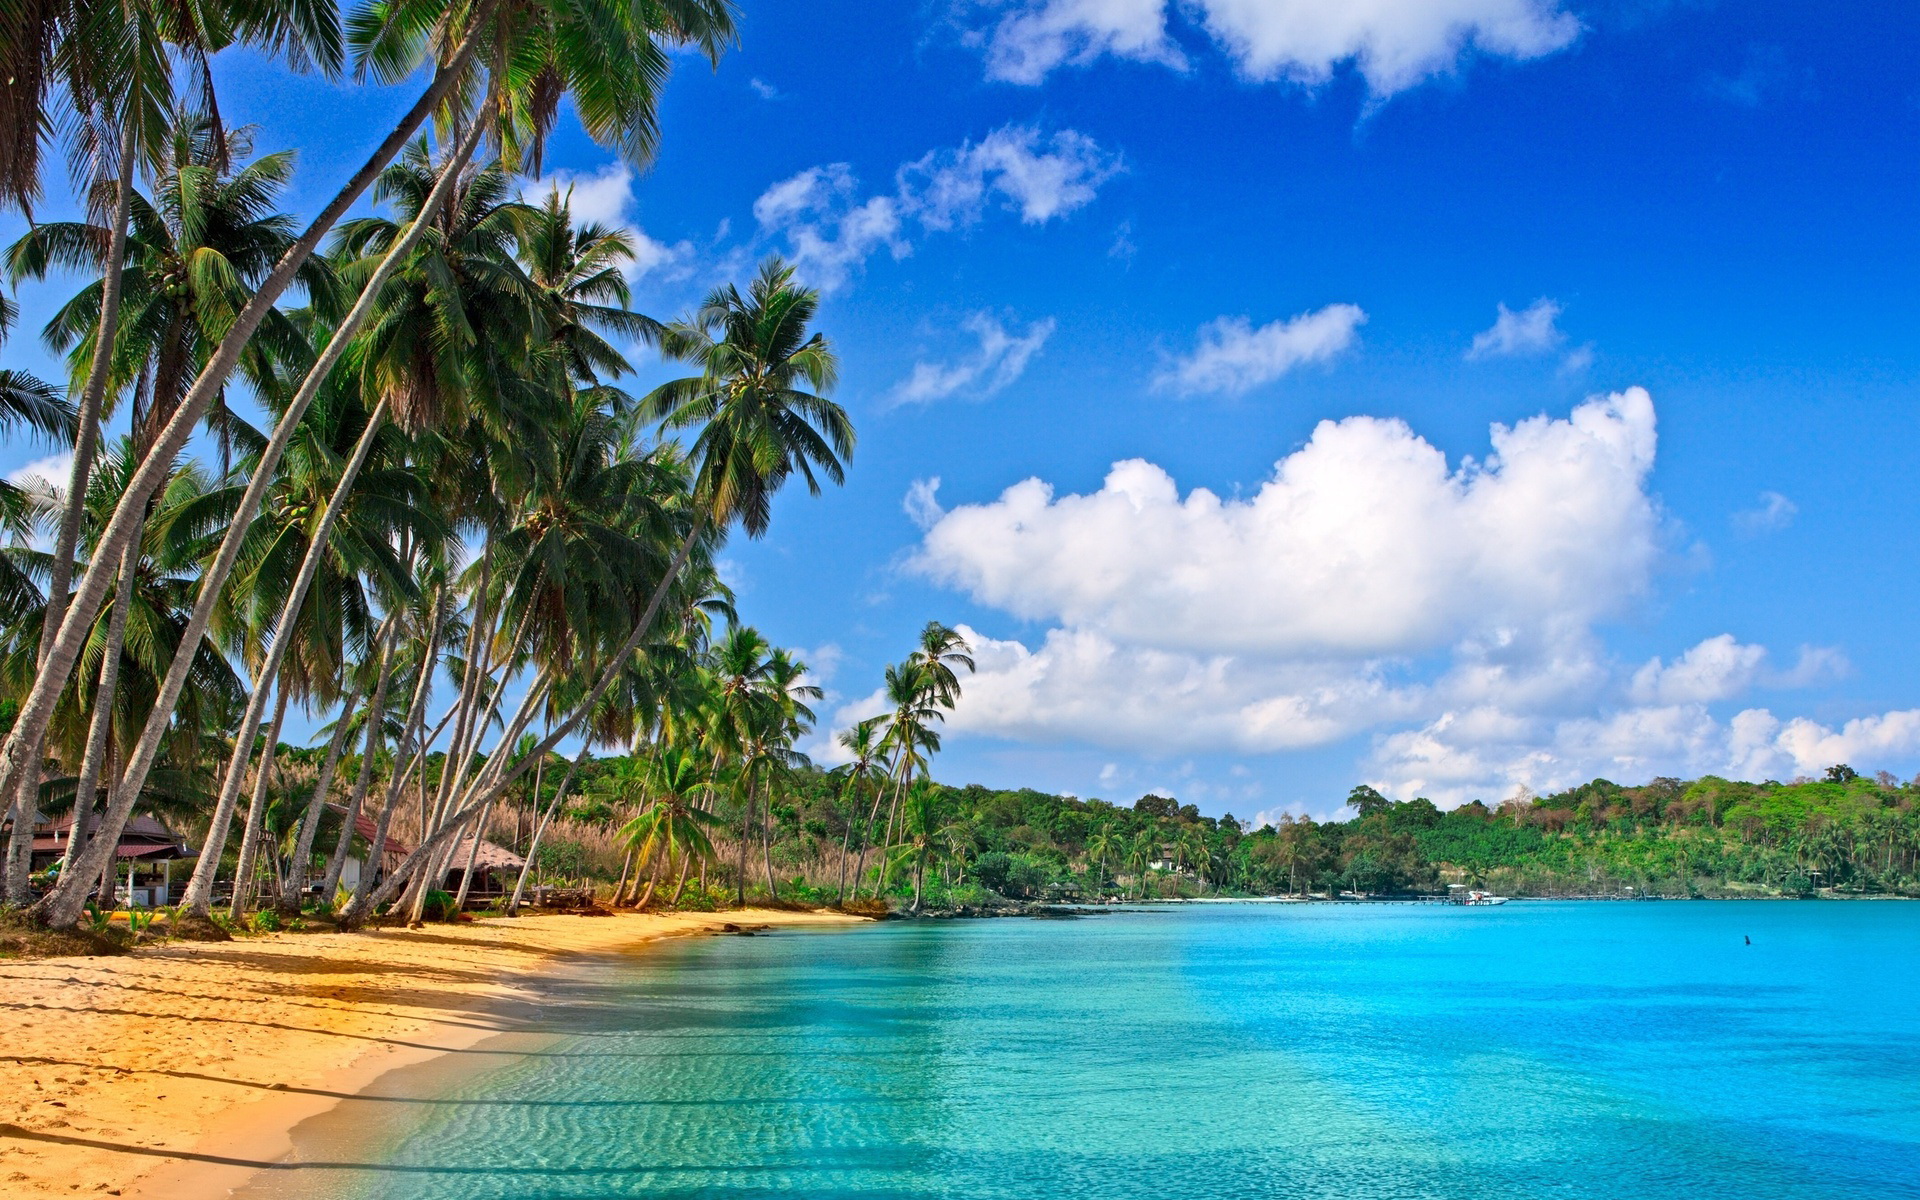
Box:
[0,908,866,1199]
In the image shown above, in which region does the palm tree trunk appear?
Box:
[335,600,447,925]
[4,118,141,905]
[851,775,890,899]
[834,777,860,904]
[430,550,495,825]
[450,796,495,913]
[611,846,635,906]
[637,848,665,909]
[56,535,138,884]
[507,747,588,917]
[670,854,693,907]
[279,673,369,913]
[442,516,707,838]
[735,778,751,907]
[316,624,401,907]
[761,780,778,901]
[0,20,500,886]
[226,677,292,920]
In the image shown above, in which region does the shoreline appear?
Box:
[0,908,866,1199]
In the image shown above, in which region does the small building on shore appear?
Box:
[440,837,526,907]
[30,814,196,907]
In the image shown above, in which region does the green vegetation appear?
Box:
[557,765,1916,904]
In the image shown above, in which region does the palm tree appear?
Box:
[705,625,778,904]
[868,659,942,898]
[5,111,326,902]
[619,745,722,908]
[831,718,885,904]
[376,259,854,905]
[888,779,943,913]
[910,621,974,707]
[1085,821,1119,894]
[6,0,741,928]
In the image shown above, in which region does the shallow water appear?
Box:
[238,902,1920,1199]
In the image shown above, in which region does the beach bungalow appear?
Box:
[324,804,415,901]
[440,836,526,908]
[29,813,196,907]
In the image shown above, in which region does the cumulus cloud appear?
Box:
[893,313,1055,405]
[967,0,1581,95]
[915,388,1660,657]
[1629,635,1768,705]
[1367,700,1920,807]
[753,125,1118,290]
[525,164,692,281]
[1732,490,1797,536]
[865,385,1908,800]
[1156,304,1365,396]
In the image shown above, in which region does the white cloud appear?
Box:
[1156,304,1365,396]
[892,312,1055,405]
[1367,701,1920,806]
[1629,635,1768,705]
[869,384,1915,801]
[1467,298,1564,359]
[751,164,909,292]
[753,125,1118,291]
[904,477,946,530]
[7,451,71,493]
[525,164,693,281]
[1732,490,1797,536]
[916,388,1660,658]
[749,77,781,100]
[969,0,1580,95]
[901,126,1121,228]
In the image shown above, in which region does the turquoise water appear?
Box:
[244,903,1920,1199]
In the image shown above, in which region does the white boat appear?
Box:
[1447,884,1509,906]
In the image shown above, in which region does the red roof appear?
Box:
[33,814,194,860]
[328,803,413,859]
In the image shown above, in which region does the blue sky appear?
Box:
[5,0,1920,821]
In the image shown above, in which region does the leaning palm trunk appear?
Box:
[611,846,635,906]
[55,536,138,883]
[278,675,368,913]
[377,525,711,920]
[506,747,588,916]
[449,796,496,912]
[315,627,402,907]
[4,120,142,904]
[333,600,447,924]
[201,391,399,910]
[405,668,550,923]
[2,25,500,903]
[226,678,292,920]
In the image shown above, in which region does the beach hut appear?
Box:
[29,813,196,907]
[325,804,414,899]
[440,837,526,907]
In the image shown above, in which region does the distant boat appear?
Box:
[1447,884,1509,906]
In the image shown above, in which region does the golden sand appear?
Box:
[0,908,866,1198]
